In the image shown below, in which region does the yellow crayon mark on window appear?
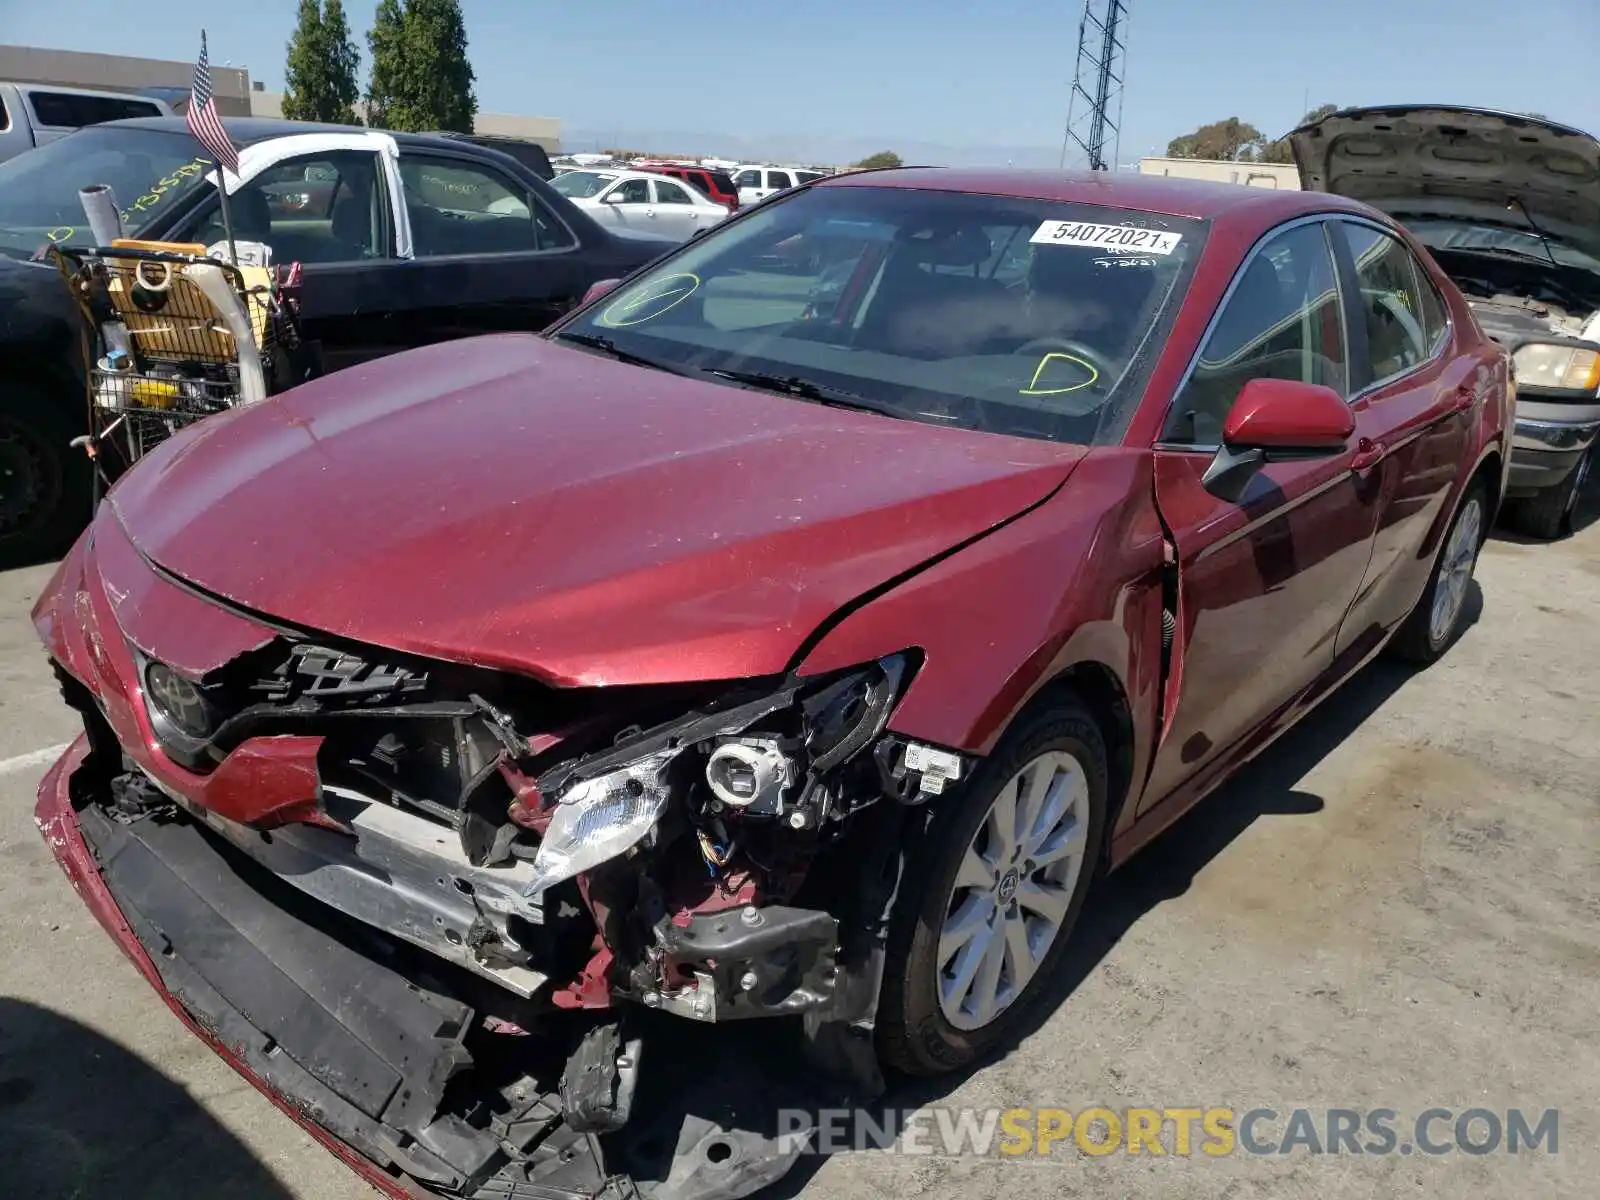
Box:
[1020,351,1099,396]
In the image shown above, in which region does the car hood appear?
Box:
[111,335,1082,686]
[1289,106,1600,261]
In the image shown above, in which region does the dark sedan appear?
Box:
[0,117,674,563]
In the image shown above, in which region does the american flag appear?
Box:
[187,31,240,175]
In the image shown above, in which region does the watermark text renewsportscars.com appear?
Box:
[777,1106,1559,1159]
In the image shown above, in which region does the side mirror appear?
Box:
[1201,377,1354,502]
[601,191,626,204]
[581,278,622,305]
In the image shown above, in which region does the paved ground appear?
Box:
[1,504,1596,1199]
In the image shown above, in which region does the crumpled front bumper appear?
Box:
[35,738,637,1200]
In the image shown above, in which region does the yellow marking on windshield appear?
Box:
[599,272,702,327]
[1020,352,1099,396]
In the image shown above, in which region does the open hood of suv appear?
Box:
[1289,106,1600,261]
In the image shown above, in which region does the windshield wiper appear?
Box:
[555,331,693,375]
[705,368,903,418]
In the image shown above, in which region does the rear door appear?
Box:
[387,150,587,340]
[1328,218,1475,654]
[1144,216,1381,811]
[649,178,701,239]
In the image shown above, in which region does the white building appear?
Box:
[1138,157,1300,189]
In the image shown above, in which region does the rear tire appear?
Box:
[1509,448,1590,541]
[877,696,1108,1077]
[0,384,91,568]
[1389,481,1486,664]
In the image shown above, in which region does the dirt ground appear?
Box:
[0,503,1595,1200]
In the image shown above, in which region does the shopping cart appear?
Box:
[51,239,304,498]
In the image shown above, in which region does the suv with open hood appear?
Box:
[1292,105,1600,537]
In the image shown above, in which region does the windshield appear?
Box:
[1406,219,1600,277]
[551,171,617,199]
[552,184,1205,445]
[0,126,214,259]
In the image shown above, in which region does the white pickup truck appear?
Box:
[0,82,172,164]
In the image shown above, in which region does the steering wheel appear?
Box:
[1013,337,1116,392]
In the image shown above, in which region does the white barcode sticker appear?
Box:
[904,742,962,781]
[1031,220,1183,255]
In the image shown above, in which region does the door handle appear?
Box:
[1351,437,1386,471]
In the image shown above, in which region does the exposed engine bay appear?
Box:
[55,631,964,1200]
[1428,245,1600,346]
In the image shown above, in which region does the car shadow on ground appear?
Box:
[0,997,292,1199]
[758,581,1483,1198]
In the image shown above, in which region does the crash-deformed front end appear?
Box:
[33,506,962,1200]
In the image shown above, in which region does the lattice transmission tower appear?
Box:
[1059,0,1130,171]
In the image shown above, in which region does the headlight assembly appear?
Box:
[523,651,916,895]
[1512,343,1600,393]
[525,750,675,896]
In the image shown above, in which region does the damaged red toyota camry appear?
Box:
[33,168,1509,1200]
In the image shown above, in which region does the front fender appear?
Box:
[795,449,1166,771]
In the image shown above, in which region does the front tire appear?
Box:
[1509,447,1591,541]
[877,697,1108,1076]
[1390,481,1486,664]
[0,384,91,568]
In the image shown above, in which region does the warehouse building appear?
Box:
[1138,156,1300,189]
[0,44,252,114]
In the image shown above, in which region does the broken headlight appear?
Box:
[523,651,915,894]
[526,749,675,895]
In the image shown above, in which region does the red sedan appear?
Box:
[32,168,1510,1200]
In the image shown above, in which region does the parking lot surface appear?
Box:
[1,511,1596,1199]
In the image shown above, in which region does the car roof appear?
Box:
[820,166,1375,228]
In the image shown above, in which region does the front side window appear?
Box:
[608,178,650,205]
[183,150,385,264]
[1338,222,1430,383]
[400,154,547,256]
[1165,220,1347,445]
[554,185,1204,446]
[735,169,761,188]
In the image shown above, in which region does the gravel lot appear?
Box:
[1,503,1596,1199]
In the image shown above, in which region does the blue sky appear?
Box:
[7,0,1598,165]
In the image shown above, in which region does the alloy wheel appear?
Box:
[936,750,1090,1031]
[1429,496,1482,647]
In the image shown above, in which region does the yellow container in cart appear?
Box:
[101,238,273,364]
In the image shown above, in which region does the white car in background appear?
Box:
[549,169,730,241]
[730,164,827,206]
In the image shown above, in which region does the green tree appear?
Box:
[283,0,362,124]
[1165,118,1263,161]
[365,0,406,129]
[852,151,902,169]
[372,0,477,132]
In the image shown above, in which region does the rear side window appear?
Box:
[28,90,162,128]
[1337,222,1432,383]
[709,172,735,195]
[795,171,824,184]
[1166,220,1347,445]
[655,180,693,205]
[0,93,10,133]
[1413,257,1451,356]
[767,170,793,190]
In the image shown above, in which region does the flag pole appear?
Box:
[214,158,239,265]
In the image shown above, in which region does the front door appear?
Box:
[168,146,403,373]
[385,151,587,343]
[597,177,655,232]
[1144,217,1380,810]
